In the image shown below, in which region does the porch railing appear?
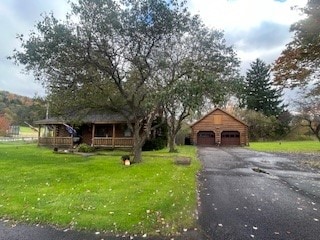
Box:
[38,137,73,147]
[93,137,133,148]
[38,137,134,148]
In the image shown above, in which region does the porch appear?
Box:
[38,136,134,148]
[36,117,134,149]
[92,137,133,148]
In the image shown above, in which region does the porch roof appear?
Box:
[35,112,130,125]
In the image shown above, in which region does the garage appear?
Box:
[191,108,248,146]
[221,131,240,146]
[197,131,215,146]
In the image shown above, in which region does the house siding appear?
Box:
[191,109,248,146]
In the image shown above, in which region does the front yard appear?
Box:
[0,143,201,237]
[249,140,320,169]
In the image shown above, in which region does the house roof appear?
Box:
[191,107,248,127]
[34,111,130,125]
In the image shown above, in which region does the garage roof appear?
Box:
[191,108,248,127]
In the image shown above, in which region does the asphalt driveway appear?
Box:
[197,147,320,240]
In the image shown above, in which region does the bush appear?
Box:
[121,155,130,161]
[142,137,167,151]
[77,143,94,153]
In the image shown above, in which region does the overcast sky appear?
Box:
[0,0,307,98]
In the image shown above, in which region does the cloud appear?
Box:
[0,0,71,97]
[189,0,306,31]
[228,22,291,51]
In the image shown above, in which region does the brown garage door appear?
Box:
[221,131,240,146]
[197,131,215,146]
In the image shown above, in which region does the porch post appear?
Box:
[112,124,116,148]
[38,125,41,146]
[92,124,95,147]
[53,125,57,146]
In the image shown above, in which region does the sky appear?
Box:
[0,0,307,99]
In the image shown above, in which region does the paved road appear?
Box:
[0,220,201,240]
[197,147,320,240]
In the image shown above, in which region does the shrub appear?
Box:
[121,155,130,161]
[142,137,167,151]
[77,143,94,153]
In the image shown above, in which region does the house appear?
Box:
[191,108,248,146]
[35,112,134,149]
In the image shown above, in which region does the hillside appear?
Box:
[0,90,46,125]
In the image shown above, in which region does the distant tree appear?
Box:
[273,0,320,94]
[0,91,43,125]
[0,114,11,136]
[243,59,285,117]
[276,110,293,138]
[295,95,320,141]
[238,109,278,141]
[16,97,47,125]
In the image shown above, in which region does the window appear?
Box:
[124,128,132,137]
[213,115,222,124]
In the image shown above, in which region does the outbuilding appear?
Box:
[191,108,248,146]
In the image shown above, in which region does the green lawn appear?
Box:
[0,144,201,236]
[249,140,320,153]
[249,140,320,169]
[19,126,38,137]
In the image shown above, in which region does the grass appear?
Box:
[19,126,38,137]
[249,140,320,153]
[0,143,201,236]
[249,140,320,169]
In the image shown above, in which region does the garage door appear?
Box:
[221,131,240,146]
[197,131,215,146]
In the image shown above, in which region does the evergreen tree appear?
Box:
[244,59,284,116]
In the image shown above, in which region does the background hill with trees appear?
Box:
[0,91,46,135]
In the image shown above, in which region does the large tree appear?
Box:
[11,0,238,160]
[243,59,285,117]
[273,0,320,93]
[158,22,239,152]
[295,95,320,141]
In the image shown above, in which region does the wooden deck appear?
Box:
[38,137,133,148]
[38,137,73,147]
[92,137,133,148]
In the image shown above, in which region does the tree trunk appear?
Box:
[131,109,159,162]
[167,112,177,152]
[132,142,142,163]
[307,121,320,142]
[132,129,142,163]
[131,121,146,163]
[168,133,176,152]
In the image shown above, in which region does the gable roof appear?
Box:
[191,107,248,127]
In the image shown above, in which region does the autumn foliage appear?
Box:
[0,115,10,136]
[273,0,320,91]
